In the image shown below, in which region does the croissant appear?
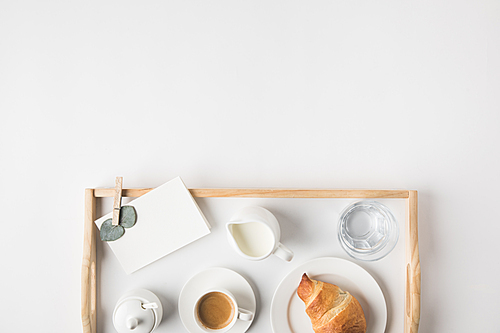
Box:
[297,273,367,333]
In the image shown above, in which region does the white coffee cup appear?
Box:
[226,206,294,262]
[194,288,253,332]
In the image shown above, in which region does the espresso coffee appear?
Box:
[196,292,235,330]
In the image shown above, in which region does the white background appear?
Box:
[1,0,499,332]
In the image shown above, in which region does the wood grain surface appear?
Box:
[81,189,96,333]
[405,191,421,333]
[94,188,410,199]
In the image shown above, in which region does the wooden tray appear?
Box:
[81,188,420,333]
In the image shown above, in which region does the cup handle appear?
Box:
[273,242,294,262]
[237,308,254,321]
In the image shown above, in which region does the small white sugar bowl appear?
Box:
[113,289,163,333]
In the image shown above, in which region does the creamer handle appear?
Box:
[273,242,294,262]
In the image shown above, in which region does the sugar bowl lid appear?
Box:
[113,289,163,333]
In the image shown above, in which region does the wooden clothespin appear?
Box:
[112,176,123,226]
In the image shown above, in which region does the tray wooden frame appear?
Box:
[81,188,420,333]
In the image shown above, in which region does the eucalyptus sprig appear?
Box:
[100,206,137,242]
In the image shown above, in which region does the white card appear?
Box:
[95,177,211,274]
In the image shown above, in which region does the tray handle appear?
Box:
[405,191,421,333]
[82,189,97,333]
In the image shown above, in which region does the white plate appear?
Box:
[179,267,256,333]
[270,257,387,333]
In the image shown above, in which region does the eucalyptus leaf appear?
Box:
[100,218,125,241]
[119,206,137,228]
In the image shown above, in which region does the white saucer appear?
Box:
[270,257,387,333]
[179,267,256,333]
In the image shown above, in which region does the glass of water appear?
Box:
[338,201,399,261]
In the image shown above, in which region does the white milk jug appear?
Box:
[226,206,294,262]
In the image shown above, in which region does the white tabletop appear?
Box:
[1,1,499,332]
